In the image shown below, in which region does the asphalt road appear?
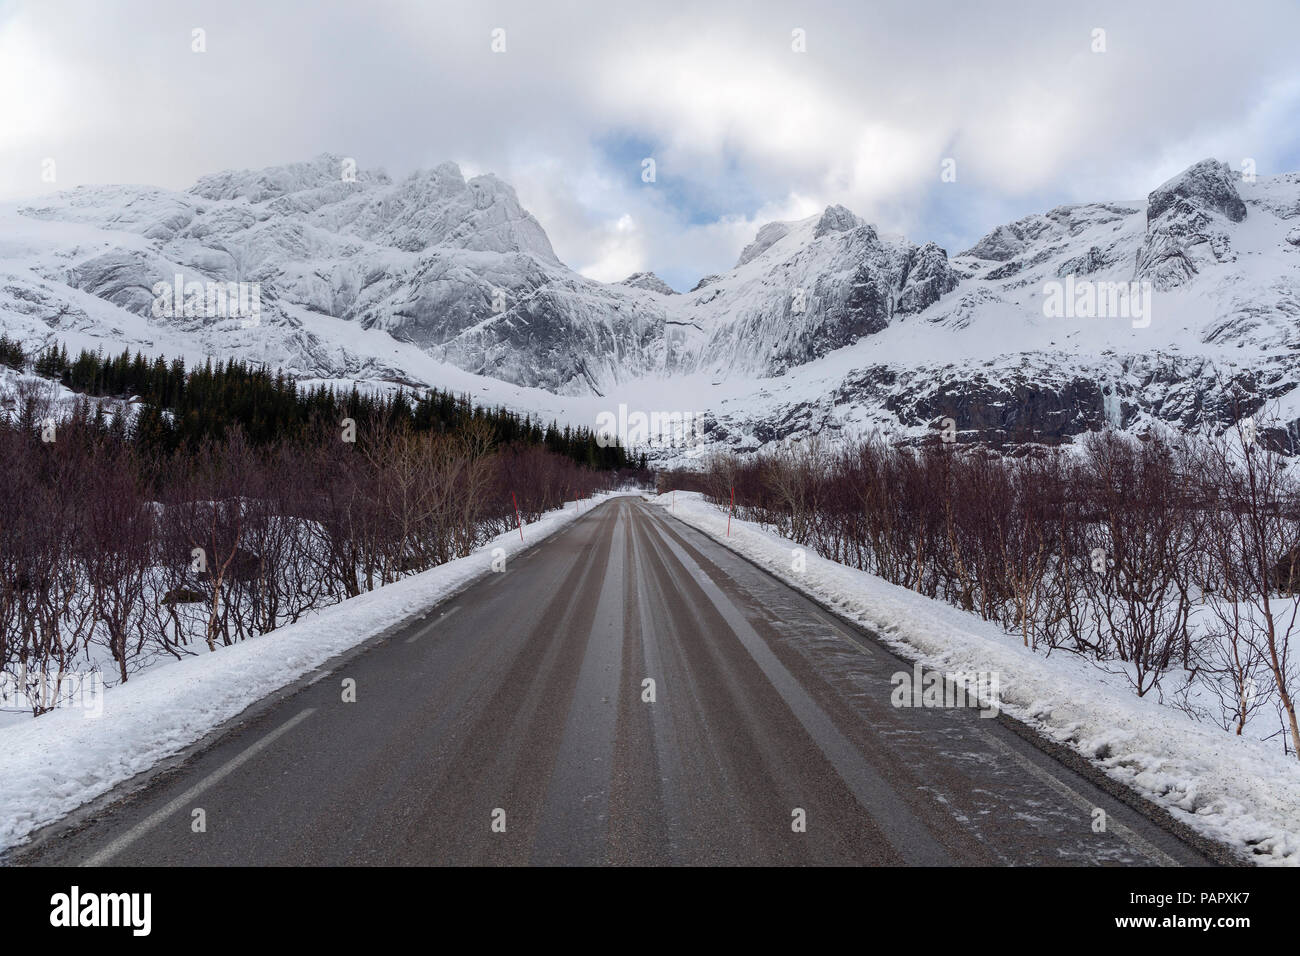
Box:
[19,497,1213,866]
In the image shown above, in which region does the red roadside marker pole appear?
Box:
[512,492,524,541]
[728,486,734,536]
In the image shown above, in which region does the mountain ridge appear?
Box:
[4,154,1300,457]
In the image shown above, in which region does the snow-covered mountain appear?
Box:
[3,154,1300,455]
[1,156,667,395]
[700,158,1300,453]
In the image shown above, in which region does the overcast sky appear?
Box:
[3,0,1298,291]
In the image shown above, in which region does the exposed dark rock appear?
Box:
[1056,245,1113,277]
[892,374,1110,444]
[983,259,1024,280]
[196,548,262,584]
[896,242,959,314]
[161,587,206,605]
[1137,162,1246,291]
[1147,159,1247,225]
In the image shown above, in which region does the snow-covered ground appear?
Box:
[650,490,1300,866]
[0,492,624,854]
[5,487,1295,863]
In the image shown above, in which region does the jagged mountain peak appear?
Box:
[183,155,559,262]
[734,203,870,269]
[813,203,862,238]
[618,272,677,295]
[1137,158,1251,291]
[1147,158,1247,225]
[959,156,1248,264]
[189,153,390,203]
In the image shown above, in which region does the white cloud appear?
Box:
[1,0,1297,285]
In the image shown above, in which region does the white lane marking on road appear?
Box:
[973,728,1183,867]
[405,605,462,643]
[81,708,317,867]
[657,508,873,657]
[654,507,1186,866]
[814,612,873,655]
[647,516,952,865]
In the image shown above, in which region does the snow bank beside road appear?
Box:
[652,491,1300,866]
[0,494,618,853]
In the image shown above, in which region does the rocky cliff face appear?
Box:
[700,159,1300,456]
[666,205,961,378]
[1137,159,1246,291]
